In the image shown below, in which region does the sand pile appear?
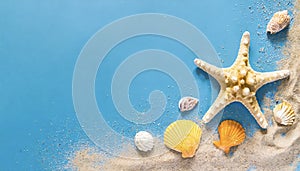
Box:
[70,1,300,170]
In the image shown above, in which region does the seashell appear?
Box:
[134,131,154,152]
[213,120,245,154]
[178,96,199,112]
[164,120,202,158]
[267,10,291,34]
[273,101,295,126]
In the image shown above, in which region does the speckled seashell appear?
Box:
[178,96,199,112]
[273,101,296,126]
[267,10,291,34]
[213,120,245,154]
[164,120,202,158]
[134,131,154,152]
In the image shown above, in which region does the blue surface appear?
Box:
[0,0,295,170]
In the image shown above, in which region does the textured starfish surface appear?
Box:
[194,31,290,129]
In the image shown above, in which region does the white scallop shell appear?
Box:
[134,131,154,152]
[267,10,291,34]
[178,96,199,112]
[273,101,296,126]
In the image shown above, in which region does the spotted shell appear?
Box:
[178,96,199,112]
[273,101,296,126]
[134,131,154,152]
[267,10,290,34]
[213,120,245,154]
[164,120,202,158]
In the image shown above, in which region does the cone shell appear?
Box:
[213,120,245,154]
[273,101,296,126]
[267,10,290,34]
[178,96,199,112]
[164,120,202,158]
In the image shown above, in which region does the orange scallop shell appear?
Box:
[213,120,245,154]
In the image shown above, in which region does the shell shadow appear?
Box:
[195,67,210,79]
[267,26,289,44]
[136,148,154,157]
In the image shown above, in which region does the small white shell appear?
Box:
[273,101,296,126]
[267,10,291,34]
[178,96,199,112]
[134,131,154,152]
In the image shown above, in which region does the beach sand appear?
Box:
[69,1,300,170]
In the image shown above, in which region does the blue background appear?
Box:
[0,0,297,170]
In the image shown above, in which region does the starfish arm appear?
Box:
[202,91,231,123]
[241,96,268,128]
[234,31,251,66]
[254,70,290,90]
[194,58,225,84]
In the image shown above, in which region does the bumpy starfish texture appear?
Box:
[194,31,290,129]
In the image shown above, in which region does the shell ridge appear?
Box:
[273,101,296,126]
[164,120,202,158]
[215,120,245,154]
[164,120,195,148]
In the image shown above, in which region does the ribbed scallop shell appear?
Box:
[134,131,154,152]
[273,101,296,126]
[267,10,290,34]
[213,120,245,154]
[178,96,199,112]
[164,120,202,158]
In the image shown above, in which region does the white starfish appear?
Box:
[194,31,290,129]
